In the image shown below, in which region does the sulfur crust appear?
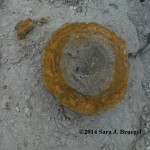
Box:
[42,22,129,115]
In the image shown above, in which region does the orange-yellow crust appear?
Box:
[16,18,35,40]
[42,22,129,115]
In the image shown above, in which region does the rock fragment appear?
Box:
[16,18,35,40]
[39,17,48,24]
[141,80,150,97]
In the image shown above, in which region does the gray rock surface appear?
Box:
[0,0,150,149]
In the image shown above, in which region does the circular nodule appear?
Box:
[42,22,129,115]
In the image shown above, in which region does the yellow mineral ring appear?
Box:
[42,22,129,115]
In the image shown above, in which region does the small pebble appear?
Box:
[25,107,30,113]
[40,17,48,24]
[70,6,76,10]
[25,95,30,100]
[16,106,20,112]
[3,85,7,89]
[16,103,20,112]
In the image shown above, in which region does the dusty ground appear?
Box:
[0,0,150,150]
